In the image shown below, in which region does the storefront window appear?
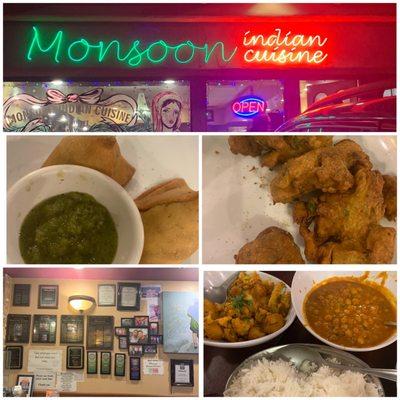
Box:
[299,80,359,112]
[206,80,284,132]
[3,81,191,132]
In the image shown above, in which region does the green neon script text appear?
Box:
[26,26,238,67]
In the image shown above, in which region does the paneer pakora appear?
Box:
[228,135,333,168]
[234,227,304,264]
[204,272,291,342]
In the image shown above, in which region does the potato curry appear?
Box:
[204,272,291,342]
[304,277,396,348]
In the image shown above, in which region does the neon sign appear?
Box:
[232,96,266,117]
[243,29,328,65]
[25,26,328,68]
[26,26,237,67]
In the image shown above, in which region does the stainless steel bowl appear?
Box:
[225,343,384,397]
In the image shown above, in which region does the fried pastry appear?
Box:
[234,226,304,264]
[270,139,372,203]
[135,179,198,264]
[383,174,397,221]
[43,136,135,186]
[228,136,263,157]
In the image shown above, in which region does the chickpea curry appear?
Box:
[304,277,396,348]
[204,272,291,342]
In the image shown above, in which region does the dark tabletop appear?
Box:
[204,271,397,397]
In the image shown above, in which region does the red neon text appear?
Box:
[242,28,328,65]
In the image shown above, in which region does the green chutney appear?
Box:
[19,192,118,264]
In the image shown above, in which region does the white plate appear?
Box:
[204,271,296,348]
[7,135,199,264]
[202,136,396,264]
[291,271,397,352]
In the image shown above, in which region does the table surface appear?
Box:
[204,271,397,397]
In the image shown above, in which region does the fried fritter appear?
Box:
[228,136,263,157]
[270,139,372,204]
[234,226,304,264]
[383,174,397,221]
[228,135,332,168]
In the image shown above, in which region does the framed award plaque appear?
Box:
[12,284,30,306]
[38,285,59,309]
[6,314,31,343]
[170,359,194,387]
[32,315,57,343]
[67,346,84,369]
[5,346,23,369]
[129,356,141,380]
[114,353,126,377]
[100,352,112,375]
[87,351,98,374]
[60,315,84,344]
[87,316,114,350]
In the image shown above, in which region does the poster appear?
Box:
[56,372,77,392]
[141,285,161,298]
[162,292,199,354]
[28,349,62,372]
[33,372,56,390]
[148,298,161,322]
[143,359,164,375]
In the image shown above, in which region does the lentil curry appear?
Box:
[304,276,396,348]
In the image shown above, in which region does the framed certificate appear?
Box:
[170,359,194,387]
[12,284,30,306]
[60,315,84,344]
[98,284,116,307]
[32,315,57,343]
[87,316,114,350]
[117,282,141,311]
[87,351,98,374]
[38,285,58,309]
[129,356,141,380]
[100,352,112,374]
[5,346,23,369]
[114,353,126,377]
[6,314,31,343]
[67,346,84,369]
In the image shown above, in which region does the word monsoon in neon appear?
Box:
[26,26,237,67]
[25,26,329,67]
[232,96,266,117]
[243,28,328,64]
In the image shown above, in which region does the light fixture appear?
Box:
[164,79,176,84]
[51,79,64,85]
[68,295,96,313]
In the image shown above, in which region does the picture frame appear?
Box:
[117,282,141,311]
[66,346,84,369]
[16,374,35,397]
[87,351,98,374]
[38,285,59,309]
[129,356,141,380]
[12,284,30,306]
[118,336,128,350]
[98,284,116,307]
[170,359,194,387]
[32,315,57,343]
[87,316,114,350]
[128,327,149,344]
[100,351,112,374]
[5,346,23,369]
[150,335,163,345]
[114,353,126,377]
[6,314,31,343]
[129,344,143,357]
[149,321,158,335]
[115,327,128,336]
[143,344,157,355]
[60,315,84,344]
[134,316,149,328]
[121,318,135,328]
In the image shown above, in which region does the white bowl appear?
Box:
[291,271,397,352]
[204,271,296,348]
[7,165,144,264]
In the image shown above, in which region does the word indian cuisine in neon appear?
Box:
[243,29,328,65]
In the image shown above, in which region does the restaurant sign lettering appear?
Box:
[26,26,328,68]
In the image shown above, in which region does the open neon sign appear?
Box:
[232,96,266,117]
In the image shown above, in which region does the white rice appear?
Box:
[224,358,380,397]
